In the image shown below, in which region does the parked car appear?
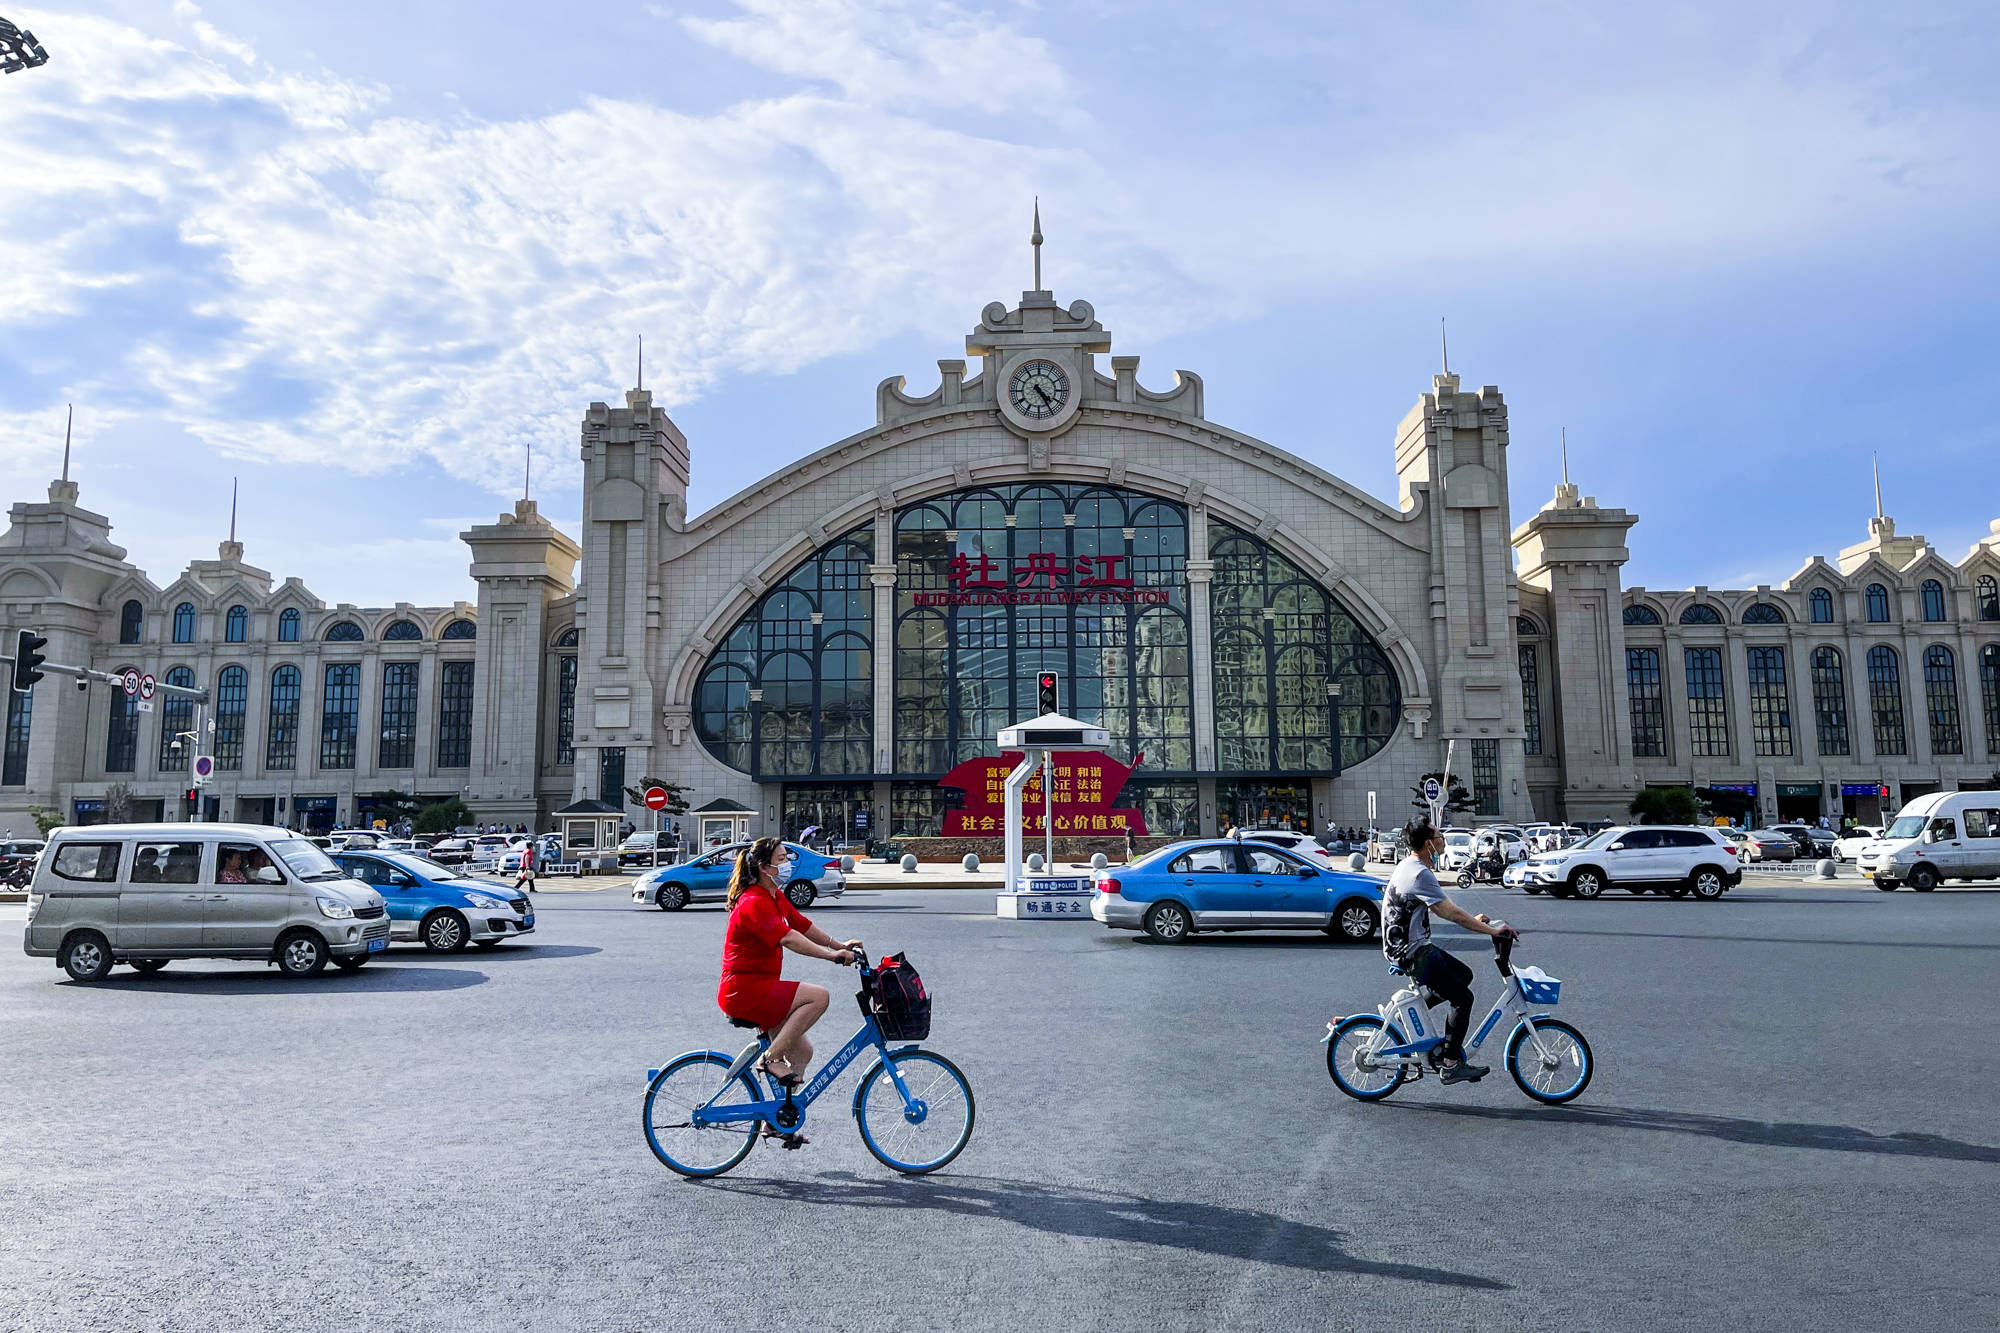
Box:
[631,841,845,911]
[497,839,559,874]
[1235,827,1344,868]
[1737,829,1799,863]
[0,837,47,867]
[334,850,535,950]
[1832,825,1882,863]
[617,831,667,866]
[23,823,389,980]
[1859,792,2000,891]
[1515,825,1741,900]
[374,838,418,854]
[426,837,473,866]
[1764,823,1833,858]
[1090,839,1382,943]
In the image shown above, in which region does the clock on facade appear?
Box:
[1008,358,1070,421]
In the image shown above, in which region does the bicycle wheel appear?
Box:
[854,1048,975,1174]
[1326,1016,1408,1101]
[1505,1019,1593,1104]
[644,1052,761,1177]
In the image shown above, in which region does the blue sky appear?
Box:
[3,1,1996,606]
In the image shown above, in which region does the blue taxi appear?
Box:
[333,851,535,952]
[1090,838,1381,944]
[631,841,845,912]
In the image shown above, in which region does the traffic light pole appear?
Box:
[3,652,210,702]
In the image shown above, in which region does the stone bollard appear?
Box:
[1027,852,1044,873]
[1348,853,1367,873]
[1091,852,1109,869]
[839,855,855,872]
[962,853,981,872]
[1815,858,1837,879]
[901,853,919,873]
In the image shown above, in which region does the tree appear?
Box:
[368,790,424,826]
[25,804,64,837]
[104,783,135,824]
[1629,786,1698,825]
[621,776,692,817]
[1409,772,1476,819]
[413,799,474,836]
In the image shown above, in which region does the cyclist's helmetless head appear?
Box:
[1404,817,1442,861]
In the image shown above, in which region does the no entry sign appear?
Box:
[643,786,669,811]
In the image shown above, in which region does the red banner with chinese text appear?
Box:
[938,750,1148,836]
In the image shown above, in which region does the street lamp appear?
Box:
[0,15,49,73]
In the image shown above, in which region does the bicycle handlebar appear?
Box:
[1492,927,1516,976]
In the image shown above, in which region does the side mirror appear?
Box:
[1921,828,1938,844]
[1608,841,1626,852]
[1298,866,1319,879]
[346,866,365,879]
[252,866,283,884]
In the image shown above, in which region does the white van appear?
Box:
[24,823,390,981]
[1858,792,2000,891]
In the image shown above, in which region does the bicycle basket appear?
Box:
[867,952,932,1041]
[1513,966,1561,1007]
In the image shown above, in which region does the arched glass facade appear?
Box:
[325,621,364,642]
[1742,602,1784,625]
[1623,604,1660,626]
[442,618,477,640]
[1809,588,1834,623]
[158,667,195,771]
[214,665,247,770]
[690,486,1404,788]
[119,600,144,644]
[1679,603,1722,626]
[1865,584,1891,622]
[225,605,248,642]
[1922,579,1947,622]
[172,602,196,643]
[1979,575,1999,621]
[696,526,873,777]
[383,619,423,641]
[278,608,300,642]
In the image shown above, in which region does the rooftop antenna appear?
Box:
[1440,317,1449,375]
[1872,450,1883,520]
[523,441,531,502]
[637,334,643,392]
[1561,427,1570,487]
[1031,197,1043,291]
[228,476,238,544]
[60,403,72,482]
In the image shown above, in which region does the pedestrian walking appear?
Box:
[514,839,537,895]
[1123,824,1136,863]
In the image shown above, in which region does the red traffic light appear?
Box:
[1036,671,1059,713]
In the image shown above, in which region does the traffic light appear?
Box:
[1037,670,1059,714]
[11,629,48,692]
[185,788,200,815]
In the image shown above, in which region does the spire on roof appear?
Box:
[1440,317,1449,375]
[229,477,238,543]
[1031,197,1043,291]
[61,404,71,483]
[1561,426,1569,488]
[1873,451,1883,521]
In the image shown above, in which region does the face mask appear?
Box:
[772,858,796,886]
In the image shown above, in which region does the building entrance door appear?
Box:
[782,783,871,851]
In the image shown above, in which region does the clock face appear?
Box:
[1008,358,1070,421]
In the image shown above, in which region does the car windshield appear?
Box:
[1574,829,1620,852]
[1444,832,1473,848]
[270,839,344,881]
[1884,815,1927,840]
[382,853,461,880]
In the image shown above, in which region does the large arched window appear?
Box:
[214,665,248,770]
[1626,648,1665,757]
[320,664,360,768]
[1210,526,1399,774]
[1746,646,1792,756]
[1622,604,1660,626]
[224,605,248,643]
[266,666,300,769]
[441,618,477,641]
[696,526,875,778]
[105,669,139,773]
[554,626,578,766]
[1982,645,2000,753]
[324,621,364,642]
[1742,602,1784,625]
[172,602,197,643]
[158,667,196,771]
[1979,575,1999,622]
[1921,579,1947,622]
[119,600,144,645]
[1679,604,1722,626]
[1924,646,1962,755]
[1865,584,1891,622]
[1519,642,1542,757]
[1809,588,1834,623]
[1867,645,1906,756]
[1811,647,1849,756]
[277,608,300,642]
[1684,647,1729,756]
[383,619,423,642]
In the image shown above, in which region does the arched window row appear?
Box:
[119,601,474,646]
[1623,604,1661,626]
[1742,602,1785,625]
[1624,579,1996,630]
[1679,604,1722,626]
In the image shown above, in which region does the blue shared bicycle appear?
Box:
[644,944,975,1177]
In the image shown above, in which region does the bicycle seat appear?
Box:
[726,1017,763,1031]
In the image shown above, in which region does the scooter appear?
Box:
[1456,852,1506,888]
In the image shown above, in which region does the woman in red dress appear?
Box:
[717,837,861,1087]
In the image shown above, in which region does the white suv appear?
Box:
[1518,825,1741,901]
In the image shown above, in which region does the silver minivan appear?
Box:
[23,822,390,982]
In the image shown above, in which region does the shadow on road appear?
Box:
[413,944,601,963]
[1392,1102,2000,1163]
[698,1172,1509,1289]
[74,966,488,994]
[1527,927,2000,952]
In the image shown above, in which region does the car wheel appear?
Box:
[786,882,818,910]
[276,930,328,977]
[60,931,114,983]
[655,882,690,912]
[1326,900,1379,943]
[421,909,470,953]
[1143,901,1191,943]
[1568,869,1604,900]
[1908,864,1939,893]
[129,959,169,973]
[1688,867,1727,901]
[1523,885,1544,895]
[333,956,368,971]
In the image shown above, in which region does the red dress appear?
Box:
[716,888,814,1031]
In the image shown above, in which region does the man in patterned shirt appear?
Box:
[1382,816,1517,1084]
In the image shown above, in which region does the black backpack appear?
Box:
[866,952,932,1041]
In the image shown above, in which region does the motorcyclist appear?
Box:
[1383,816,1517,1084]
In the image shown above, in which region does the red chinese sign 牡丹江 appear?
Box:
[911,551,1172,608]
[938,750,1148,837]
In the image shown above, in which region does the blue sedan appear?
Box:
[630,841,846,912]
[334,851,535,952]
[1090,839,1381,944]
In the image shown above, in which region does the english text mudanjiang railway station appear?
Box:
[6,265,2000,846]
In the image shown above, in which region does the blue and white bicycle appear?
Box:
[1324,931,1593,1104]
[644,944,975,1177]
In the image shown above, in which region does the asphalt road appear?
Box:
[2,880,1996,1333]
